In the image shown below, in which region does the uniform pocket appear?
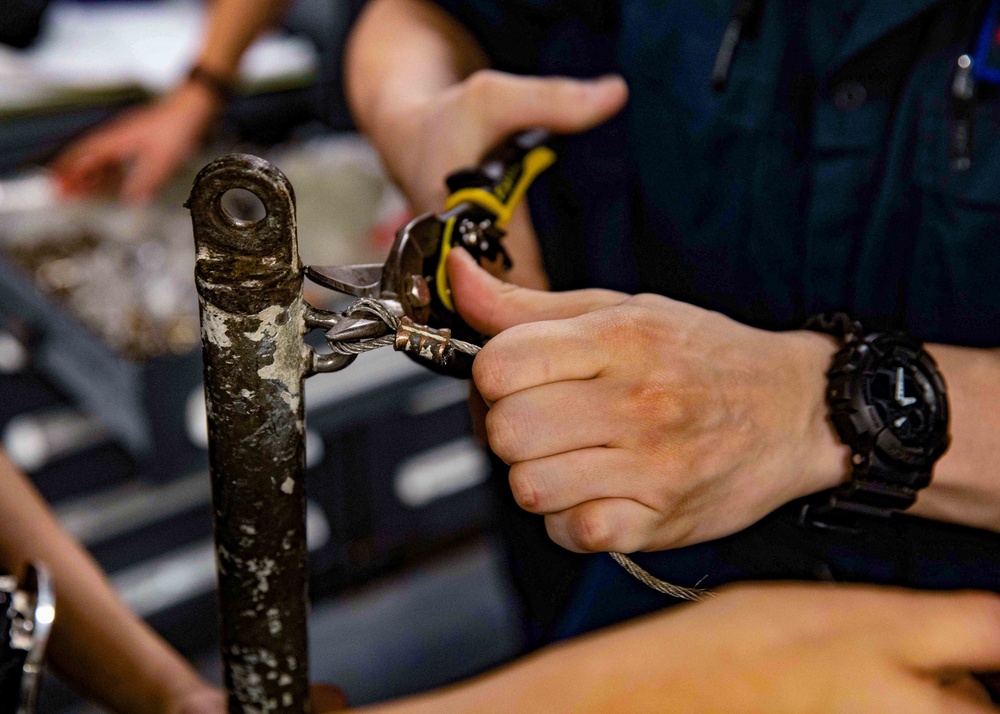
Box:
[917,84,1000,205]
[619,0,783,131]
[910,87,1000,345]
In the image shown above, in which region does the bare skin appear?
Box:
[0,450,224,713]
[5,442,999,713]
[355,582,1000,714]
[346,0,628,290]
[351,0,1000,548]
[446,249,1000,553]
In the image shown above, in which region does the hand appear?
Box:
[547,583,1000,714]
[406,582,1000,714]
[372,69,627,212]
[448,248,850,553]
[367,70,627,289]
[52,82,222,203]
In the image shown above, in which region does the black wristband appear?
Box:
[800,313,949,531]
[802,312,862,343]
[186,64,237,103]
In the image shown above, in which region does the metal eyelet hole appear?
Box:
[220,187,267,226]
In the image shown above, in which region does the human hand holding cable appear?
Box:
[447,247,851,554]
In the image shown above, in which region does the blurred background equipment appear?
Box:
[0,0,49,51]
[0,563,54,714]
[0,1,522,711]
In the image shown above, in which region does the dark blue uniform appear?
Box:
[431,0,1000,643]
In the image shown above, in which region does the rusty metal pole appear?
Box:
[187,154,313,713]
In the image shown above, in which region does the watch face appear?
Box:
[866,352,941,446]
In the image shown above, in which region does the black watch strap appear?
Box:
[799,313,944,531]
[800,466,924,530]
[187,64,237,103]
[802,312,862,344]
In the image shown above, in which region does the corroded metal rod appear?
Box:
[188,155,312,713]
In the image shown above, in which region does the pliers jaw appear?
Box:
[380,211,448,328]
[306,210,483,377]
[303,129,556,378]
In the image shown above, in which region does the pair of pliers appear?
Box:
[305,129,555,378]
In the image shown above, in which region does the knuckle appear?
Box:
[629,292,665,310]
[623,374,669,415]
[567,508,614,552]
[615,301,657,352]
[484,405,520,462]
[472,347,509,402]
[619,378,689,448]
[465,69,503,104]
[508,463,542,511]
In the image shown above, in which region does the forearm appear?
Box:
[345,0,488,153]
[909,345,1000,531]
[0,452,207,713]
[351,582,1000,714]
[196,0,291,77]
[166,0,290,118]
[360,611,687,714]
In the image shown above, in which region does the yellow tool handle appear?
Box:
[443,128,556,227]
[436,129,556,313]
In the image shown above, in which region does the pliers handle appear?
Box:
[431,128,555,313]
[306,129,556,378]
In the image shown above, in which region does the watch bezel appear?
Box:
[828,333,950,474]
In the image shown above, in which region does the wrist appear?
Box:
[789,330,852,496]
[169,80,225,124]
[186,62,237,102]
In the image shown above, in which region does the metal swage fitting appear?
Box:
[325,297,480,357]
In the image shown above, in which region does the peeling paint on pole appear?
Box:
[188,155,312,713]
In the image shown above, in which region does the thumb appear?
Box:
[447,247,625,335]
[475,72,628,138]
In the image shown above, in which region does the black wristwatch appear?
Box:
[800,314,950,529]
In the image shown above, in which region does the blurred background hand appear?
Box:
[51,81,222,204]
